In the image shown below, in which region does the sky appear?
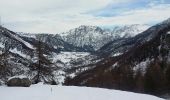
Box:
[0,0,170,33]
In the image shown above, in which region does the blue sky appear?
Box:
[0,0,170,33]
[91,0,170,17]
[92,1,152,17]
[89,0,150,17]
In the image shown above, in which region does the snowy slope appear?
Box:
[0,26,64,84]
[0,25,99,84]
[51,52,98,84]
[0,84,164,100]
[2,29,34,50]
[53,52,90,64]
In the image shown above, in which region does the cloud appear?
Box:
[0,0,170,33]
[94,4,170,25]
[0,0,119,33]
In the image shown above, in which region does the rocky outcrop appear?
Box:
[7,77,31,87]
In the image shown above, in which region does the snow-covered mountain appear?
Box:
[0,26,99,85]
[111,24,149,38]
[65,18,170,96]
[18,24,149,52]
[0,26,65,83]
[18,32,91,52]
[61,24,149,50]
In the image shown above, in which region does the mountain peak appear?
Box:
[75,25,103,33]
[78,25,98,29]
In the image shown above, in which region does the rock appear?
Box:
[0,80,3,85]
[7,77,31,87]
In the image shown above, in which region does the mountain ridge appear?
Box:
[64,18,170,96]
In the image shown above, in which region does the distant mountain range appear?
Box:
[18,24,149,51]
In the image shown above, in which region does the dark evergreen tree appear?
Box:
[134,69,144,92]
[118,66,135,91]
[0,42,11,79]
[165,64,170,91]
[144,61,166,95]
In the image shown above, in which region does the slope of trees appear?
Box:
[144,60,166,95]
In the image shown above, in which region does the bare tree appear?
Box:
[31,37,54,84]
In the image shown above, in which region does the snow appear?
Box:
[167,31,170,34]
[0,42,4,48]
[17,32,36,38]
[53,70,66,84]
[69,73,76,78]
[53,52,89,63]
[63,25,110,50]
[52,52,93,84]
[112,24,149,38]
[6,30,34,49]
[113,52,123,57]
[56,76,65,84]
[10,48,30,59]
[129,24,149,36]
[105,62,119,73]
[112,62,118,68]
[0,84,164,100]
[133,59,151,74]
[62,25,149,50]
[8,75,28,81]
